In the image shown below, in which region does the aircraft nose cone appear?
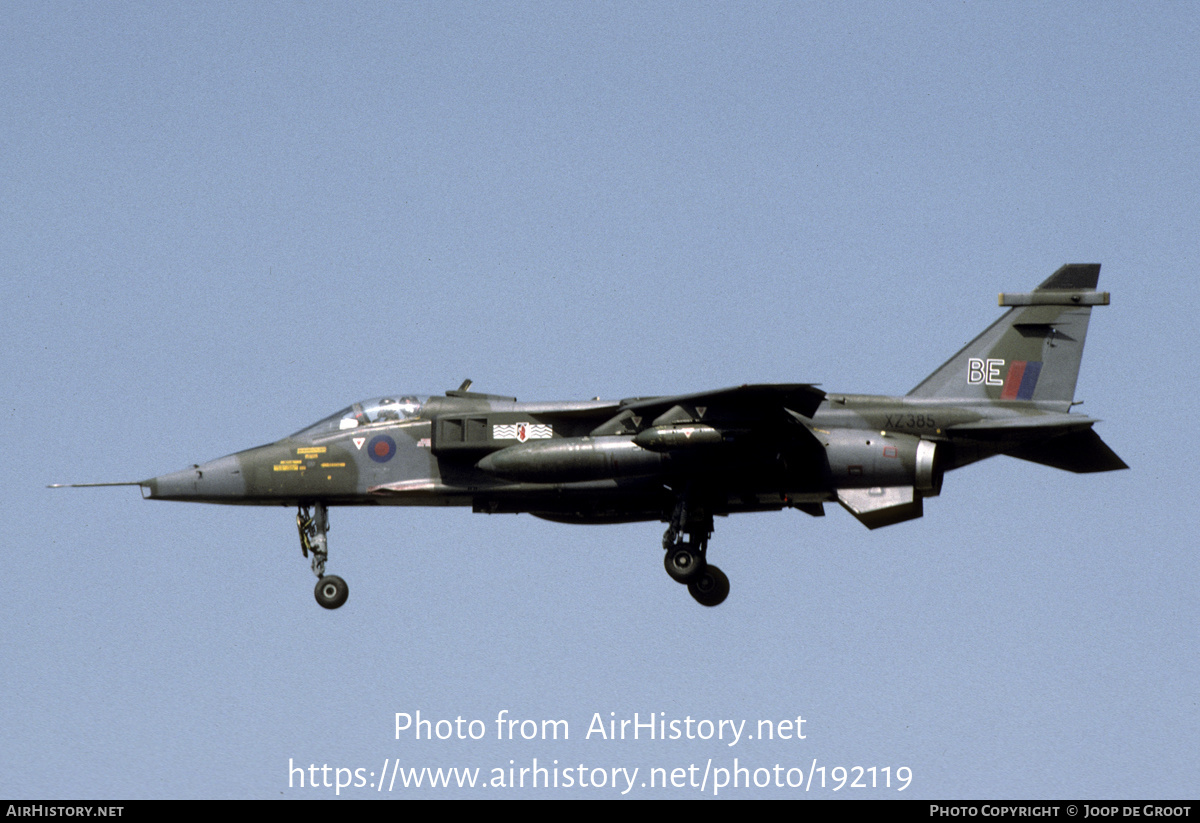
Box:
[144,454,246,501]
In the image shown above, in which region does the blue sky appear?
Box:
[3,2,1197,798]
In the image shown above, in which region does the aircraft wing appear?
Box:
[590,384,826,436]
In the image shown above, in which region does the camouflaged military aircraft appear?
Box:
[54,264,1125,610]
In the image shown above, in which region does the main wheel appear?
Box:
[315,575,349,609]
[687,564,729,607]
[664,543,704,584]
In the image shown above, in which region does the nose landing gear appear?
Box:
[298,502,348,609]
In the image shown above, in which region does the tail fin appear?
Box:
[907,264,1109,403]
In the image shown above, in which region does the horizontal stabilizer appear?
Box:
[1002,428,1128,473]
[945,415,1100,440]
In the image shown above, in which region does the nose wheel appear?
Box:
[315,575,349,609]
[298,502,348,610]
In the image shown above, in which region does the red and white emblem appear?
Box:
[492,422,552,441]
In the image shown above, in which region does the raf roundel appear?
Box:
[367,434,397,463]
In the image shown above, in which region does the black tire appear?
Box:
[688,564,729,607]
[315,575,349,609]
[664,543,704,584]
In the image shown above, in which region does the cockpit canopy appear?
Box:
[292,396,426,438]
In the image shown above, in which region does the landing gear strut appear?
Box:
[662,498,728,607]
[298,502,348,609]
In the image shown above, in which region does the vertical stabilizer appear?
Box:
[907,264,1109,403]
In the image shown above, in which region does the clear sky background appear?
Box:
[3,2,1197,799]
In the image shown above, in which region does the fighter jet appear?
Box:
[54,264,1125,609]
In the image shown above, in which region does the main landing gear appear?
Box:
[662,499,729,607]
[298,502,348,609]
